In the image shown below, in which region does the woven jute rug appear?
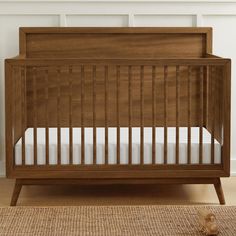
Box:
[0,206,236,236]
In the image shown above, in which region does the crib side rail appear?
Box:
[5,57,231,178]
[6,57,230,66]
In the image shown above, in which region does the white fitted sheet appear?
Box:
[15,127,221,165]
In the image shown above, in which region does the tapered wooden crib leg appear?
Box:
[10,180,22,206]
[214,178,225,205]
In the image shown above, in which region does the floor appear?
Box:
[0,177,236,206]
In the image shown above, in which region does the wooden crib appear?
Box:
[5,27,231,206]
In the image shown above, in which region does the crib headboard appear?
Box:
[17,27,215,129]
[19,27,212,58]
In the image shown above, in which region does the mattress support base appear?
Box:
[10,177,225,206]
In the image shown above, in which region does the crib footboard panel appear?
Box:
[5,57,231,179]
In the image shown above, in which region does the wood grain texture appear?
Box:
[214,178,226,205]
[199,66,204,164]
[152,66,156,164]
[10,180,22,206]
[187,66,191,164]
[24,65,225,128]
[5,61,14,177]
[105,66,109,165]
[69,66,73,165]
[2,178,236,207]
[175,66,180,164]
[4,28,230,200]
[57,68,61,165]
[116,66,120,164]
[20,27,212,59]
[222,61,231,176]
[21,67,26,166]
[92,66,97,165]
[8,177,226,206]
[33,67,37,166]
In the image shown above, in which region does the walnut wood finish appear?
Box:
[11,62,227,129]
[214,178,226,205]
[10,179,22,206]
[21,27,211,59]
[10,177,225,206]
[5,27,231,205]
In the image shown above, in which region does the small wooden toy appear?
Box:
[198,209,219,235]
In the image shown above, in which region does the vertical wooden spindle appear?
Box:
[199,66,204,164]
[21,67,26,166]
[152,66,156,164]
[116,65,120,164]
[81,66,85,165]
[218,66,224,165]
[10,66,16,166]
[93,65,97,164]
[176,66,180,164]
[218,66,223,148]
[164,66,168,164]
[45,68,49,165]
[69,66,73,165]
[33,67,37,165]
[128,65,132,165]
[13,67,17,166]
[187,66,192,164]
[211,66,215,164]
[105,66,108,165]
[140,66,144,164]
[57,67,61,165]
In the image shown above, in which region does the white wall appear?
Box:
[0,0,236,176]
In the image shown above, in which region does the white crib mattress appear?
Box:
[15,127,221,165]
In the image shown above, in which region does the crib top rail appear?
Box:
[5,56,230,67]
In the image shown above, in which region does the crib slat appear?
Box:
[57,68,61,165]
[164,66,168,164]
[128,65,132,165]
[152,66,156,165]
[187,66,191,164]
[140,66,144,165]
[116,66,120,164]
[21,67,26,166]
[13,67,17,166]
[81,66,85,165]
[105,66,108,165]
[11,66,18,166]
[45,68,49,165]
[69,66,73,165]
[176,66,180,164]
[33,67,37,165]
[199,66,204,164]
[218,66,223,164]
[93,65,97,165]
[211,66,215,164]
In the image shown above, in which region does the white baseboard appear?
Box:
[0,159,236,178]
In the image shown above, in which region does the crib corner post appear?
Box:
[214,178,226,205]
[10,179,22,206]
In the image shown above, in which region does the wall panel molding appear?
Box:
[128,13,134,26]
[60,14,67,26]
[133,14,194,26]
[1,2,236,15]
